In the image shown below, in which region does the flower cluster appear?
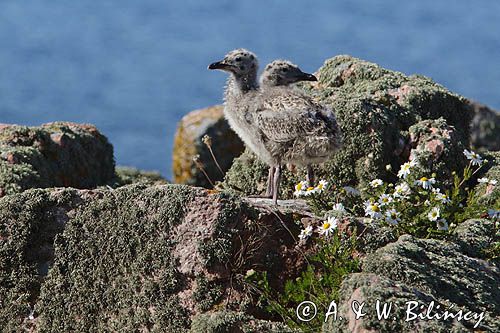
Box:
[294,180,328,197]
[363,158,453,231]
[298,216,339,241]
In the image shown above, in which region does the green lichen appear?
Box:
[193,275,224,312]
[111,166,168,187]
[362,234,500,331]
[0,188,82,331]
[34,184,196,332]
[189,310,299,333]
[197,192,244,267]
[0,123,115,196]
[476,151,500,208]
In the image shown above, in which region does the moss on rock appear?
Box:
[190,310,299,333]
[361,234,499,331]
[34,184,196,332]
[0,122,115,197]
[0,188,84,331]
[476,151,500,208]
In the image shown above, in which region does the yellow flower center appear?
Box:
[371,204,380,212]
[382,197,389,202]
[296,183,303,190]
[307,187,314,191]
[323,222,330,230]
[317,184,324,189]
[391,213,397,219]
[421,177,428,182]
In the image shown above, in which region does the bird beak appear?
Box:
[297,72,317,82]
[208,61,233,70]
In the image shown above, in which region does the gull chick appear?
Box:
[256,60,342,202]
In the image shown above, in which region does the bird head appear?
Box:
[208,49,258,77]
[260,60,317,87]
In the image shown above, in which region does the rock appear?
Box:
[408,118,467,182]
[113,166,168,186]
[173,105,244,188]
[1,184,310,332]
[326,273,467,333]
[330,227,499,332]
[190,310,299,333]
[0,122,115,197]
[224,55,473,195]
[453,219,497,258]
[475,151,499,208]
[469,100,500,151]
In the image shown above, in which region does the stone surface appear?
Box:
[0,185,310,332]
[0,122,115,197]
[469,100,500,152]
[224,55,473,196]
[329,221,499,332]
[475,151,499,208]
[408,118,467,182]
[172,105,244,188]
[190,310,300,333]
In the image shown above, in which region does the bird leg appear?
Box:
[272,164,281,205]
[306,165,315,188]
[265,166,275,198]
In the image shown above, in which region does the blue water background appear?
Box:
[0,1,499,177]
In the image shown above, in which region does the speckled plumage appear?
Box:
[258,61,342,191]
[209,52,341,203]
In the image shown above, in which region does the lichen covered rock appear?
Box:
[173,105,244,187]
[224,55,472,195]
[0,188,86,331]
[1,184,309,332]
[0,122,115,196]
[475,151,500,208]
[408,118,467,182]
[330,222,499,332]
[469,100,500,151]
[113,165,168,186]
[190,310,299,333]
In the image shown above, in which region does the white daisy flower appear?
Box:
[294,181,308,197]
[436,218,449,231]
[378,193,393,206]
[414,177,436,190]
[463,149,483,166]
[370,179,383,188]
[428,207,440,221]
[314,180,328,193]
[385,209,401,225]
[397,162,413,179]
[298,225,314,240]
[364,201,383,219]
[393,183,411,198]
[489,179,498,186]
[477,177,489,184]
[317,217,338,237]
[332,203,346,213]
[343,186,361,196]
[303,186,317,196]
[433,189,451,204]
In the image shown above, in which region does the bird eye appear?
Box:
[235,57,242,62]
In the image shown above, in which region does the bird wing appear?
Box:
[255,90,329,143]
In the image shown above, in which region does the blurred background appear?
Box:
[0,0,499,177]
